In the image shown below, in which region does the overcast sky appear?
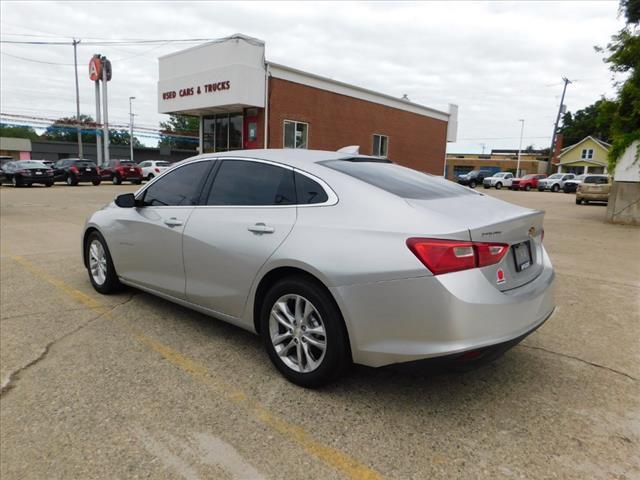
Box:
[0,1,624,152]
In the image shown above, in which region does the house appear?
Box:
[556,136,609,174]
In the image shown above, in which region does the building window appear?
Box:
[581,148,594,159]
[203,112,243,153]
[283,120,308,149]
[372,134,388,157]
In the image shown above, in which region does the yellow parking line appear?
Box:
[8,254,384,480]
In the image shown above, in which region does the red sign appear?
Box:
[89,56,102,82]
[162,81,230,101]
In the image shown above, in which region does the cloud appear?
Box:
[0,1,624,151]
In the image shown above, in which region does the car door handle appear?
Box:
[164,217,183,227]
[248,223,275,234]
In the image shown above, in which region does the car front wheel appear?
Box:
[469,180,476,188]
[112,175,122,185]
[552,184,560,192]
[495,182,503,190]
[11,176,21,188]
[261,276,349,388]
[85,231,123,294]
[525,184,531,191]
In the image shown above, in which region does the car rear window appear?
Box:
[73,161,97,168]
[584,176,608,184]
[321,160,475,199]
[156,161,171,167]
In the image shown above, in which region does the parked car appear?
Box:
[100,159,143,185]
[483,172,514,189]
[510,174,546,191]
[457,169,493,188]
[139,160,171,180]
[576,175,611,204]
[82,150,555,387]
[562,174,587,193]
[2,160,54,187]
[53,158,101,186]
[537,173,575,192]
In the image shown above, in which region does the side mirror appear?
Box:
[115,193,137,208]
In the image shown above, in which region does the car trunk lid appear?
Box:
[407,195,545,291]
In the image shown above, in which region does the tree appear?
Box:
[158,114,199,150]
[0,123,40,141]
[109,130,143,147]
[43,114,97,144]
[597,0,640,169]
[42,115,143,147]
[558,99,618,146]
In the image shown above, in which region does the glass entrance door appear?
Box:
[203,113,243,153]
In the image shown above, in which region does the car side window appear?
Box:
[141,161,212,207]
[139,161,149,168]
[295,172,328,204]
[206,160,296,206]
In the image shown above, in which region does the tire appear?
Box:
[524,184,531,191]
[112,175,122,185]
[576,198,582,205]
[551,184,560,192]
[260,275,349,388]
[66,175,78,186]
[495,182,503,190]
[469,180,476,188]
[45,182,53,187]
[147,173,154,180]
[85,231,123,294]
[92,180,101,186]
[12,176,21,188]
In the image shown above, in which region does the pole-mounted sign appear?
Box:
[89,55,112,167]
[89,55,102,82]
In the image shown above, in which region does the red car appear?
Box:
[100,159,143,185]
[510,174,546,191]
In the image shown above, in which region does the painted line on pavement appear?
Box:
[7,254,384,480]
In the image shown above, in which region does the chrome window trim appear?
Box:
[132,156,338,209]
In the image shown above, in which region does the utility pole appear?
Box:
[101,56,111,167]
[72,38,83,159]
[129,96,136,162]
[516,119,525,178]
[547,77,572,174]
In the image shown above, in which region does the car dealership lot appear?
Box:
[1,185,638,479]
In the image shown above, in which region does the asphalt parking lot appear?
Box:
[1,183,639,480]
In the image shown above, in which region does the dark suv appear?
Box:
[53,158,101,186]
[457,169,493,188]
[100,159,143,185]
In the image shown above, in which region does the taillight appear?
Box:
[154,167,160,173]
[70,165,79,173]
[407,238,509,275]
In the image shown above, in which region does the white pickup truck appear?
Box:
[483,172,514,189]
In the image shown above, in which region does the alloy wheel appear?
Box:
[88,239,108,285]
[269,294,327,373]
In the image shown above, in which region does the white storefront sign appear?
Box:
[157,35,266,115]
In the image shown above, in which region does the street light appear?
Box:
[516,119,525,178]
[129,96,136,162]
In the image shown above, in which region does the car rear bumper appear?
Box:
[577,192,609,201]
[331,248,555,367]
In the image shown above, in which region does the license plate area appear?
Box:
[512,241,532,272]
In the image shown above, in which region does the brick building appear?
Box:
[157,34,458,174]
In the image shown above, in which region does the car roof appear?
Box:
[183,149,384,168]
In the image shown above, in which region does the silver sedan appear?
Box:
[82,150,555,387]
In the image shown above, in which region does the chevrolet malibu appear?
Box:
[82,150,555,387]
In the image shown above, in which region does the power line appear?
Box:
[0,50,75,65]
